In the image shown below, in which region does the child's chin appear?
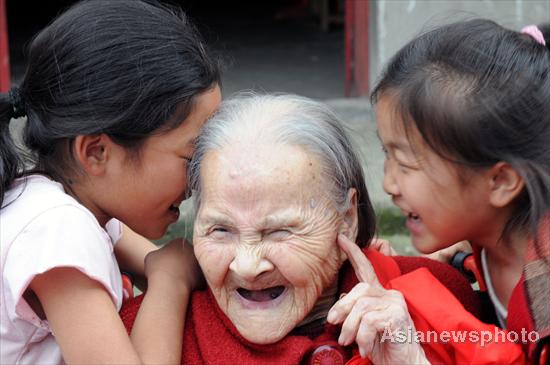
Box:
[410,237,435,254]
[142,226,167,240]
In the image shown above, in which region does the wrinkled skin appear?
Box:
[328,235,429,364]
[193,144,351,344]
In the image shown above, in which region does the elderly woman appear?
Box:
[121,94,523,364]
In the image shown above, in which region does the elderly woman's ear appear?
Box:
[339,188,359,241]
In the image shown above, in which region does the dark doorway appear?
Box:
[6,0,344,100]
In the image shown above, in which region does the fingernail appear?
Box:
[338,333,347,346]
[359,347,366,358]
[327,309,337,323]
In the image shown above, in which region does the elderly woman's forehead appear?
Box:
[198,145,328,206]
[206,143,321,176]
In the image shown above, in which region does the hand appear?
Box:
[327,234,429,364]
[144,238,204,291]
[369,238,397,256]
[423,241,471,264]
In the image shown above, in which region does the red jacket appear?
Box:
[471,244,550,365]
[120,250,524,364]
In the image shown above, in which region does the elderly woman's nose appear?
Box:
[229,247,275,281]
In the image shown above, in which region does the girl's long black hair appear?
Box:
[372,19,550,249]
[0,0,220,207]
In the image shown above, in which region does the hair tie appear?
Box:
[521,25,546,46]
[8,87,26,119]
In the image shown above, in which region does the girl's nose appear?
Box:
[229,246,274,282]
[382,160,400,197]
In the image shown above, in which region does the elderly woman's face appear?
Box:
[193,144,347,344]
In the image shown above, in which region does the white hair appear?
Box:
[188,93,375,244]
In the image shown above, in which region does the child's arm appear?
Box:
[29,238,198,365]
[131,239,201,362]
[369,237,397,256]
[114,223,158,290]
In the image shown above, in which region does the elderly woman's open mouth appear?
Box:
[236,286,287,308]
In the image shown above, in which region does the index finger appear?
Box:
[338,234,380,285]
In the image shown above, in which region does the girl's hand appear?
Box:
[423,241,471,264]
[144,238,204,291]
[369,238,397,256]
[327,234,429,364]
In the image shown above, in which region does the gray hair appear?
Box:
[188,93,376,246]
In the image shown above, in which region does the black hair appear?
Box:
[372,19,550,249]
[0,0,220,207]
[539,23,550,50]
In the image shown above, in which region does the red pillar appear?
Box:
[344,0,354,97]
[0,0,11,92]
[344,0,369,97]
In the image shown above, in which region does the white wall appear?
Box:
[369,0,550,89]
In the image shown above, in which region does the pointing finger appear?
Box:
[338,233,380,286]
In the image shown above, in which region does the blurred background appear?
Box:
[1,0,549,252]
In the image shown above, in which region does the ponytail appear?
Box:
[0,88,26,207]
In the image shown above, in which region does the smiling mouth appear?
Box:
[237,286,286,302]
[169,204,180,215]
[408,212,420,220]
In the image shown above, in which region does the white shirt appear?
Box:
[1,175,123,365]
[481,248,508,328]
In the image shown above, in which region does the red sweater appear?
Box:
[120,250,523,364]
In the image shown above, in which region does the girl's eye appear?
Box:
[398,164,410,174]
[381,146,389,157]
[397,160,420,173]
